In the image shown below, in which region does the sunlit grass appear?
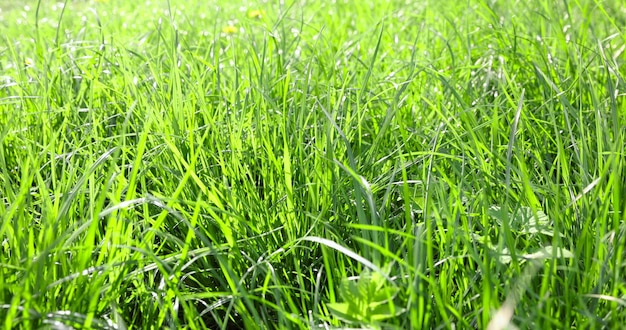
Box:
[1,0,625,328]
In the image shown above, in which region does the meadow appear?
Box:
[1,0,625,328]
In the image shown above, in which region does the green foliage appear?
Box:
[327,269,405,328]
[1,0,625,329]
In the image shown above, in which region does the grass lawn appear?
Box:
[1,0,625,328]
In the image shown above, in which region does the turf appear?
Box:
[1,0,625,329]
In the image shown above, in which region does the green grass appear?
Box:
[1,0,625,328]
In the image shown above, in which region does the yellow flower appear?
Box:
[24,58,35,68]
[247,9,266,19]
[221,25,238,34]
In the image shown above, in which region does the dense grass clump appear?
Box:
[1,0,625,328]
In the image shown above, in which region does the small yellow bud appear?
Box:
[221,25,238,34]
[247,10,266,19]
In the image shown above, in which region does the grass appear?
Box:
[1,0,625,328]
